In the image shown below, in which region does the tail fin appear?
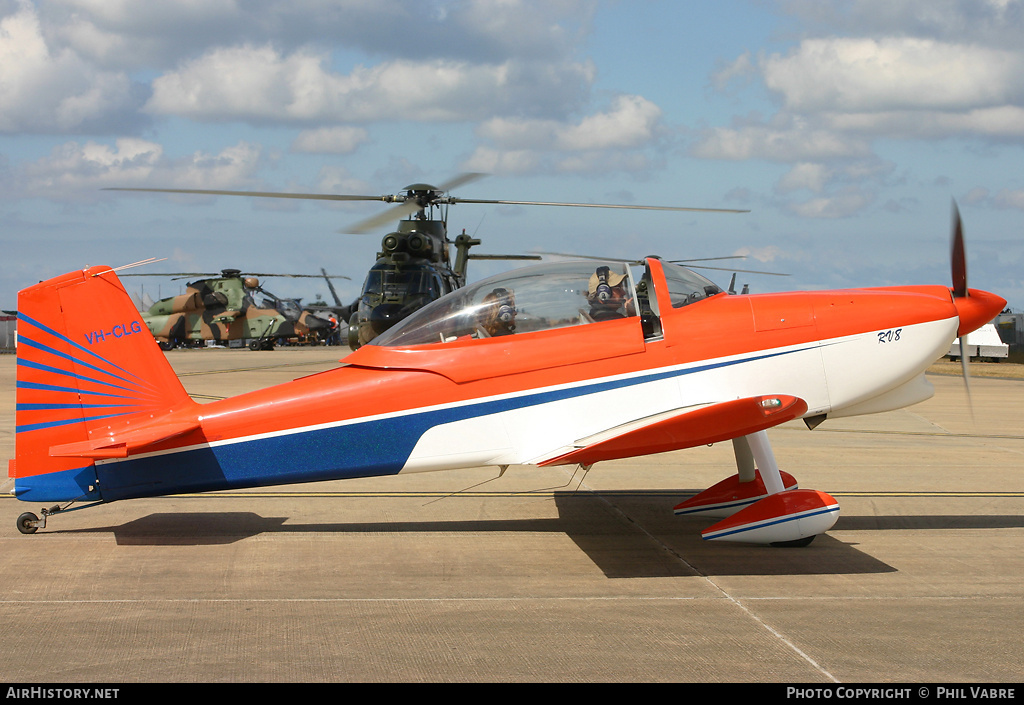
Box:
[11,266,198,502]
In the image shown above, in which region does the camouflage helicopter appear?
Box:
[127,269,351,350]
[108,174,747,348]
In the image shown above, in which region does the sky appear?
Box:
[1,0,1022,313]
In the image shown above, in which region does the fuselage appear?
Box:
[88,263,977,503]
[13,258,1005,506]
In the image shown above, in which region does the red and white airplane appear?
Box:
[9,208,1005,546]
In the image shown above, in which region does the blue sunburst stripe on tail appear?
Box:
[16,411,135,434]
[17,403,142,411]
[17,358,142,395]
[17,335,143,390]
[17,312,146,385]
[16,381,138,400]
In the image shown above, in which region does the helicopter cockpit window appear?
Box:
[363,265,444,302]
[371,261,637,347]
[660,261,723,308]
[276,299,302,317]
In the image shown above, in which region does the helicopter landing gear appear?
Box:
[347,312,361,350]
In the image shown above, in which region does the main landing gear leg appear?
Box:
[731,436,756,484]
[675,432,796,519]
[746,430,786,496]
[675,430,840,546]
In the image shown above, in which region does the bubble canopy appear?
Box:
[371,259,723,348]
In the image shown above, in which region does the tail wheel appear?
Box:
[17,512,39,535]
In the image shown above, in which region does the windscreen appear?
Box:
[372,261,636,347]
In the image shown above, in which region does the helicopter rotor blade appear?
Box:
[246,272,352,280]
[106,176,747,238]
[120,271,351,280]
[447,197,748,214]
[536,251,746,264]
[436,172,486,193]
[534,251,788,276]
[104,187,387,203]
[321,267,345,307]
[343,173,487,233]
[687,264,790,276]
[345,200,423,234]
[666,256,748,263]
[108,187,750,214]
[534,251,644,264]
[466,254,543,261]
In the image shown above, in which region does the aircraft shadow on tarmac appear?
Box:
[48,490,1024,577]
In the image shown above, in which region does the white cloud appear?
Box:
[762,37,1024,114]
[776,163,831,194]
[41,0,598,67]
[697,18,1024,223]
[784,190,873,219]
[825,105,1024,139]
[691,124,871,162]
[0,2,140,133]
[145,44,595,124]
[169,141,264,190]
[8,138,263,200]
[461,147,542,175]
[779,0,1024,50]
[313,165,372,197]
[712,52,756,90]
[43,0,241,67]
[477,95,661,151]
[966,187,1024,211]
[291,126,369,154]
[17,137,162,197]
[464,95,665,175]
[733,245,783,263]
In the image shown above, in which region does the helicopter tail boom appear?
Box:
[10,266,197,502]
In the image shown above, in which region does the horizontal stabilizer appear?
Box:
[539,394,807,467]
[50,418,201,459]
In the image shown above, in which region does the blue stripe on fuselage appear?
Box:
[93,347,811,501]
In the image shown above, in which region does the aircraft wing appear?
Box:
[537,395,807,467]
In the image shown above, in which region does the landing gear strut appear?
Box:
[675,430,840,545]
[14,500,104,534]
